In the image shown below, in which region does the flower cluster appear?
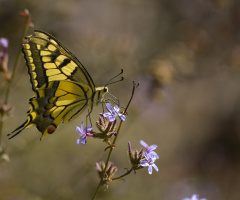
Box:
[76,103,126,146]
[139,140,159,174]
[76,103,159,176]
[140,140,159,159]
[183,194,207,200]
[128,140,159,174]
[74,95,159,198]
[140,151,159,175]
[103,103,126,122]
[76,122,93,145]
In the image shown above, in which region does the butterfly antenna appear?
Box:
[105,69,124,87]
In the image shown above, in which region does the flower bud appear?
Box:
[128,142,145,169]
[96,161,118,183]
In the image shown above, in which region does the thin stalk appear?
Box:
[111,167,133,181]
[0,120,3,146]
[91,82,139,200]
[4,16,30,105]
[0,15,30,145]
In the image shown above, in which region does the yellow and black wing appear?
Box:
[8,30,108,140]
[22,30,95,92]
[9,80,94,140]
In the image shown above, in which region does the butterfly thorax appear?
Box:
[92,86,108,107]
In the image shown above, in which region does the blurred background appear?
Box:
[1,0,240,199]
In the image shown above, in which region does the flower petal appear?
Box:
[182,194,207,200]
[140,140,148,148]
[148,144,157,151]
[108,115,116,122]
[118,113,126,121]
[80,122,84,133]
[152,163,159,172]
[76,138,80,145]
[113,105,120,113]
[76,126,81,134]
[192,194,199,200]
[0,38,8,48]
[148,165,153,174]
[148,151,159,159]
[103,112,111,118]
[85,126,92,133]
[80,135,87,145]
[140,161,149,167]
[106,103,114,112]
[143,151,150,159]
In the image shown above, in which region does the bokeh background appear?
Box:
[1,0,240,199]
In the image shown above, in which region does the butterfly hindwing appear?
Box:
[9,80,94,139]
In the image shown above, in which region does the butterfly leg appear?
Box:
[86,109,93,127]
[101,102,106,114]
[104,98,126,110]
[106,92,120,106]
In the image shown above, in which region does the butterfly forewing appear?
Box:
[22,30,95,92]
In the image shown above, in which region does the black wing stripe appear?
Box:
[58,58,71,69]
[22,43,48,91]
[28,31,95,90]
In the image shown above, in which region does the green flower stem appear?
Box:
[112,165,143,181]
[111,167,134,181]
[91,82,139,200]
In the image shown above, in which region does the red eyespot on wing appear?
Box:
[47,124,56,134]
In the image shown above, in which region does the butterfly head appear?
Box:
[94,86,108,106]
[103,87,108,93]
[96,86,109,97]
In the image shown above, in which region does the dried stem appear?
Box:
[0,13,31,146]
[4,14,31,105]
[92,81,139,200]
[111,167,134,181]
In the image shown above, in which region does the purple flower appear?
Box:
[76,122,93,146]
[140,140,159,159]
[0,38,8,49]
[140,152,159,174]
[0,38,8,70]
[183,194,207,200]
[103,103,126,122]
